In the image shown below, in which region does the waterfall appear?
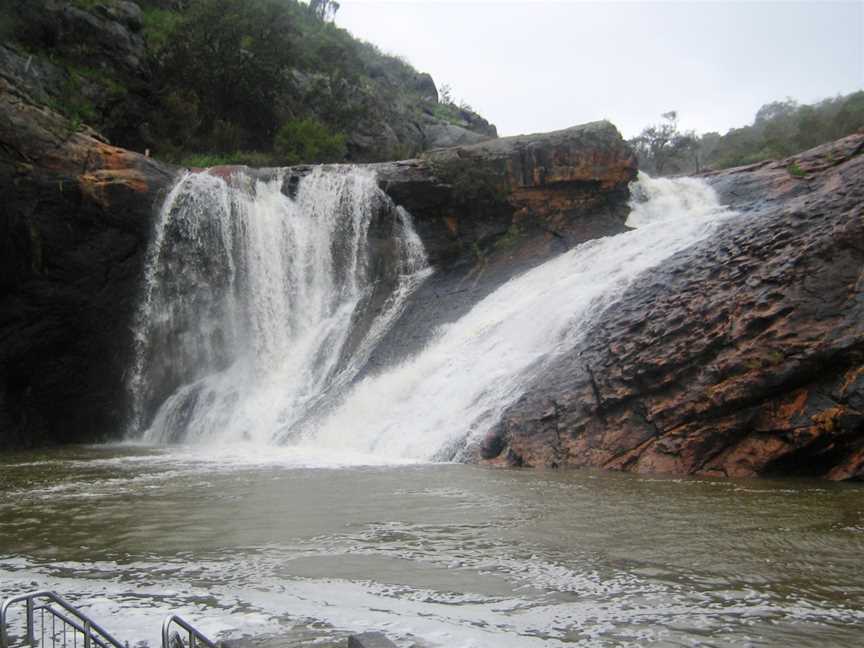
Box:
[130,169,735,461]
[129,167,430,444]
[303,172,736,460]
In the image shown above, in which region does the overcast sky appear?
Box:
[335,0,864,138]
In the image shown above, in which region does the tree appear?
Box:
[754,98,798,126]
[630,111,688,175]
[439,84,453,105]
[274,117,346,165]
[160,0,297,148]
[309,0,340,21]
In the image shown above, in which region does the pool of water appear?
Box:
[1,445,863,647]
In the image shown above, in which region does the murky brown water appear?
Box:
[1,445,863,647]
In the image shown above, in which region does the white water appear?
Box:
[131,167,430,445]
[305,172,736,460]
[132,170,735,459]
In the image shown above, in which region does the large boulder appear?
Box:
[377,120,637,267]
[480,134,864,480]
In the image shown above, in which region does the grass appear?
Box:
[431,103,467,127]
[787,161,807,178]
[179,151,277,168]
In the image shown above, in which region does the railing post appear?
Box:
[83,621,91,648]
[25,598,35,645]
[189,630,195,648]
[1,601,9,648]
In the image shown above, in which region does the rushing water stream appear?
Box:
[2,169,863,646]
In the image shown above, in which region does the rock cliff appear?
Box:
[0,77,175,447]
[481,135,864,480]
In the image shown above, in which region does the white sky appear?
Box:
[335,0,864,138]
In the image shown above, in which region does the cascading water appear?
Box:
[130,169,735,459]
[306,172,737,460]
[129,166,430,445]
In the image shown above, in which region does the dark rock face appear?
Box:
[0,78,175,447]
[481,134,864,480]
[14,0,146,75]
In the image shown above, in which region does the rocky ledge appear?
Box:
[480,134,864,480]
[0,76,636,448]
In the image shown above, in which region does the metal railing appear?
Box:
[0,592,126,648]
[1,593,216,648]
[160,616,216,648]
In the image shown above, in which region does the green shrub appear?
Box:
[141,8,182,54]
[273,118,346,165]
[787,161,806,178]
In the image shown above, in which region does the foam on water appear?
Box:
[3,447,862,648]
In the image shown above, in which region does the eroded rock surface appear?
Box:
[481,134,864,480]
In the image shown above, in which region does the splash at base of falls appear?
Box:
[130,169,736,461]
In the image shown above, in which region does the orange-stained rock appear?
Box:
[0,78,176,448]
[480,134,864,480]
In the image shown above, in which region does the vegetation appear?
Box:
[273,117,346,165]
[141,0,442,164]
[629,111,700,175]
[631,91,864,175]
[2,0,490,165]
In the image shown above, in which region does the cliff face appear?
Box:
[0,74,637,448]
[0,77,175,447]
[481,135,864,480]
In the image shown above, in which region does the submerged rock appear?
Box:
[481,134,864,480]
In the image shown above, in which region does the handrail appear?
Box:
[1,592,216,648]
[161,615,216,648]
[0,591,126,648]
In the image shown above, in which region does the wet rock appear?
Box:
[376,120,637,267]
[0,77,175,448]
[482,134,864,480]
[347,633,398,648]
